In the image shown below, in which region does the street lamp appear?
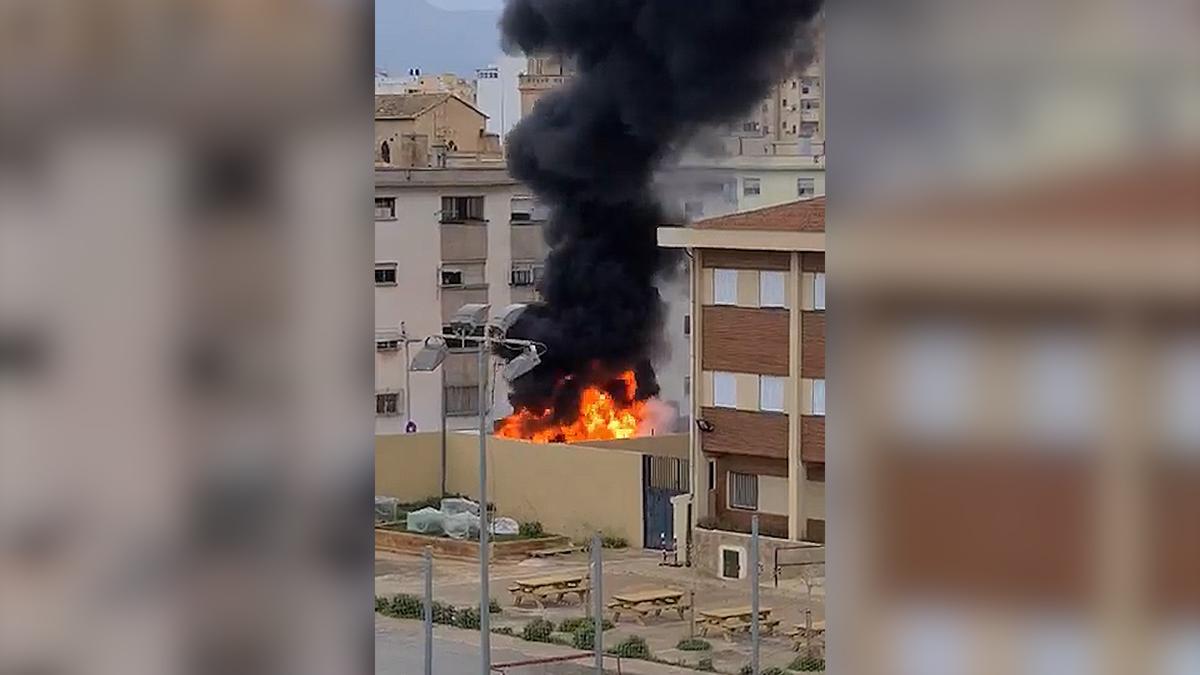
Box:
[409,303,544,675]
[410,336,450,496]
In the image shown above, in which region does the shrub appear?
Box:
[601,534,628,549]
[762,668,786,675]
[453,605,480,630]
[789,655,826,671]
[739,665,753,675]
[374,596,389,613]
[488,598,501,614]
[430,600,455,625]
[521,618,554,643]
[549,633,573,646]
[675,637,711,651]
[611,634,650,660]
[491,626,514,636]
[387,594,423,619]
[571,623,596,650]
[557,616,613,633]
[696,657,715,672]
[518,521,545,538]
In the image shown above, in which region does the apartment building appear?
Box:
[374,166,546,435]
[658,197,826,577]
[375,93,501,167]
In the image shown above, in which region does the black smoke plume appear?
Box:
[498,0,823,429]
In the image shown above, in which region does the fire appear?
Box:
[496,370,648,443]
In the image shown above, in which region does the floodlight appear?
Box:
[502,346,541,382]
[493,303,529,334]
[449,303,491,334]
[410,337,449,372]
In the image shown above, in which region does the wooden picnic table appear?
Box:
[508,573,589,609]
[787,611,826,653]
[607,588,689,625]
[696,606,779,640]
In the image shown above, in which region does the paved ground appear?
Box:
[375,548,824,674]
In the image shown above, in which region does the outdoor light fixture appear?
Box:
[409,336,449,372]
[448,303,491,333]
[502,345,541,382]
[696,418,715,433]
[493,303,529,334]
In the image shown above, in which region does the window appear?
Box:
[802,85,810,94]
[742,178,761,196]
[760,375,786,412]
[440,196,484,223]
[782,98,788,107]
[375,262,397,286]
[440,268,464,287]
[684,200,704,220]
[806,463,825,483]
[511,266,534,286]
[802,99,821,110]
[445,385,480,415]
[797,177,816,198]
[800,122,819,138]
[713,269,737,305]
[741,121,760,133]
[380,141,391,164]
[683,376,691,398]
[375,197,396,220]
[760,270,786,308]
[683,314,691,336]
[810,379,826,416]
[532,264,546,284]
[720,547,743,580]
[375,339,400,352]
[376,392,401,416]
[713,371,737,408]
[728,472,758,510]
[813,272,826,310]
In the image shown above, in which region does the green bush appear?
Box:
[601,534,628,549]
[675,637,711,651]
[549,633,573,646]
[521,618,554,643]
[610,634,650,659]
[491,626,515,636]
[430,600,455,625]
[453,605,480,630]
[788,655,826,671]
[488,597,502,614]
[518,521,545,538]
[762,668,786,675]
[571,623,596,650]
[739,665,753,675]
[374,596,390,613]
[387,594,423,619]
[557,616,613,633]
[695,657,715,672]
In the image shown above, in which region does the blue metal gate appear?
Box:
[642,455,689,549]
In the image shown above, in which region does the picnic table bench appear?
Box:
[786,612,826,653]
[696,606,780,640]
[606,589,689,625]
[507,573,589,609]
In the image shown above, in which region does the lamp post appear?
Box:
[409,303,543,675]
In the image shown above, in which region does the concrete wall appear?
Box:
[692,526,824,581]
[445,435,646,545]
[375,432,442,499]
[580,433,688,458]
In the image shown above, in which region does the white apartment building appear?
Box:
[475,56,525,138]
[375,166,539,435]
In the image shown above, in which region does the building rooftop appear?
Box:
[695,197,825,232]
[375,93,489,120]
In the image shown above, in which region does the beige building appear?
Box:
[375,166,547,435]
[376,72,477,104]
[659,198,826,577]
[375,93,502,168]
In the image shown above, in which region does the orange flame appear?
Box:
[496,370,648,443]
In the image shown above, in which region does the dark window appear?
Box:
[446,385,480,415]
[806,463,825,483]
[375,339,400,352]
[707,460,716,491]
[721,548,742,579]
[375,263,397,285]
[729,472,759,510]
[511,266,534,286]
[376,392,400,416]
[440,269,464,287]
[380,141,391,164]
[683,315,691,336]
[375,197,396,220]
[440,196,485,222]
